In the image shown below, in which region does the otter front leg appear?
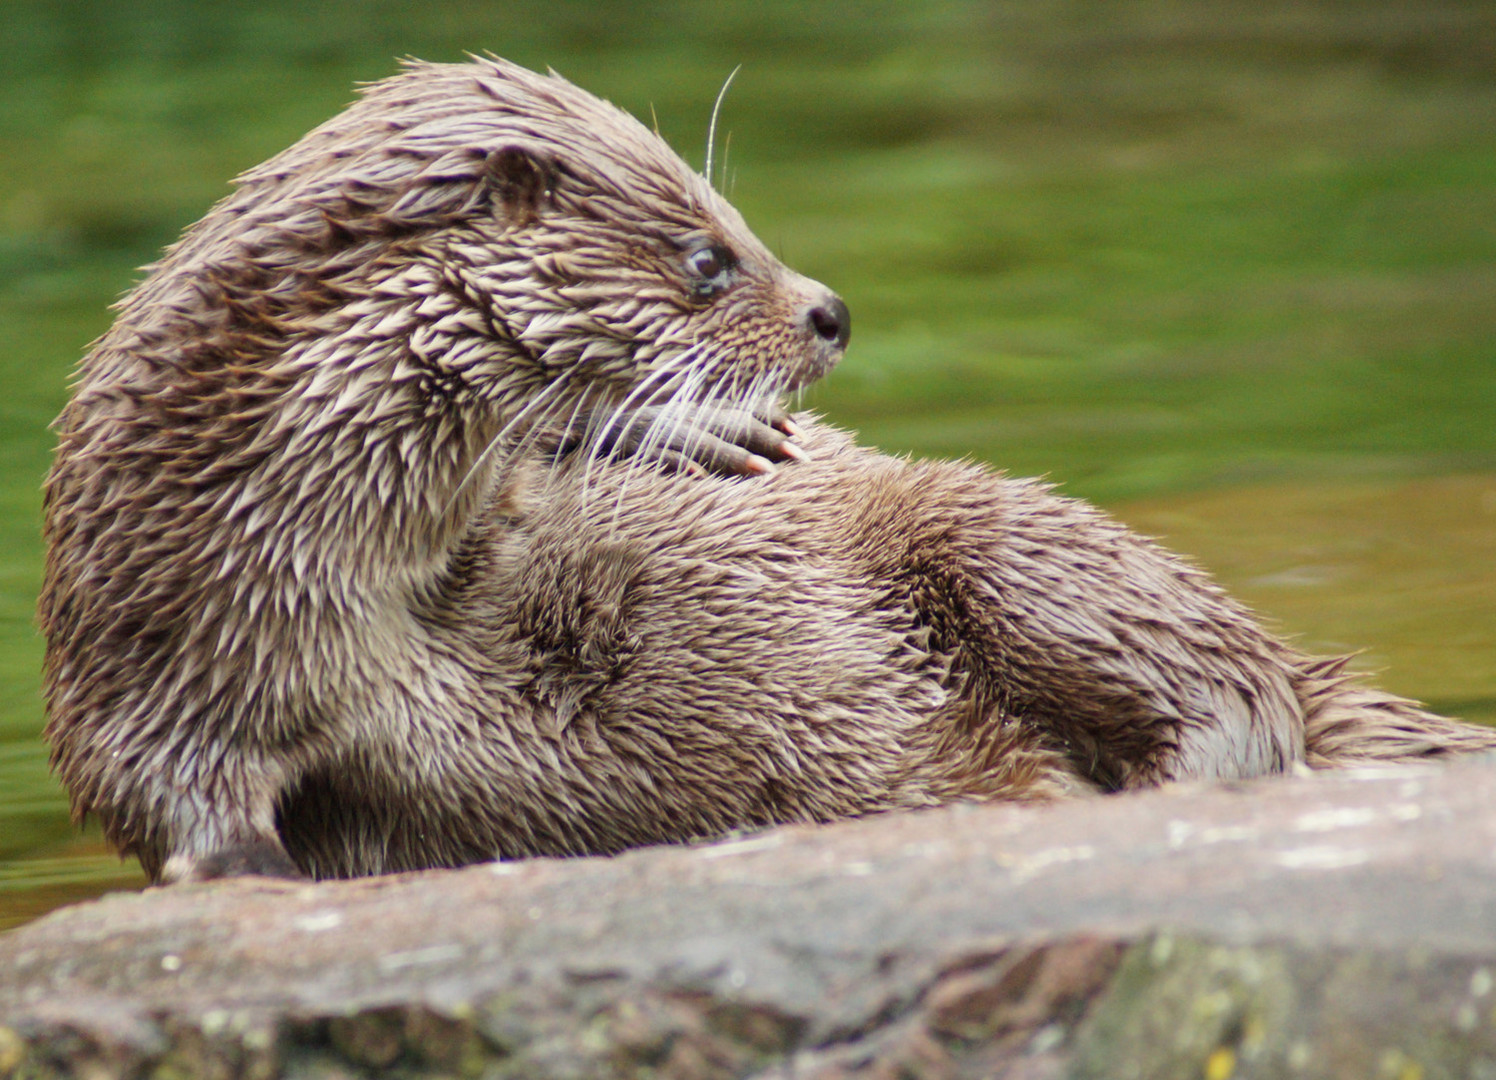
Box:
[164,837,302,883]
[139,749,304,884]
[552,403,808,477]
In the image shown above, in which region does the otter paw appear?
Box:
[564,404,808,477]
[163,838,305,883]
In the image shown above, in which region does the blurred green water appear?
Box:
[2,0,1494,928]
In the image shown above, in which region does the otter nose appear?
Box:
[808,295,850,351]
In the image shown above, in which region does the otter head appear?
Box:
[191,56,850,482]
[442,68,852,410]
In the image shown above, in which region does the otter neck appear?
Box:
[235,260,561,598]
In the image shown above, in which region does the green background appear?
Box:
[3,0,1494,927]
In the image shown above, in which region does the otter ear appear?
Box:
[311,145,558,246]
[484,145,558,226]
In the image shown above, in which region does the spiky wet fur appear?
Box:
[40,58,1496,883]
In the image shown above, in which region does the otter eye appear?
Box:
[685,244,734,296]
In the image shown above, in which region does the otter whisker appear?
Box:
[550,383,603,466]
[739,370,778,418]
[703,64,742,191]
[631,338,717,406]
[577,342,717,509]
[595,339,714,445]
[611,367,702,504]
[646,343,722,434]
[647,358,718,472]
[528,382,609,504]
[719,368,781,458]
[679,371,738,468]
[502,378,599,486]
[441,366,579,518]
[573,351,692,475]
[447,372,577,499]
[611,355,714,478]
[763,375,790,422]
[577,376,679,511]
[607,345,728,526]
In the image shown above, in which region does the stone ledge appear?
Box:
[5,757,1496,1078]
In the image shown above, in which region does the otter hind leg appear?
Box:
[863,464,1306,790]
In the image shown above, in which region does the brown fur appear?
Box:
[39,58,1496,883]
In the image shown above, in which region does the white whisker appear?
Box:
[606,346,725,530]
[703,65,741,191]
[441,369,578,518]
[504,379,591,483]
[577,343,717,510]
[529,383,601,500]
[653,361,715,462]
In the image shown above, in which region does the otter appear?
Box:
[40,57,1496,883]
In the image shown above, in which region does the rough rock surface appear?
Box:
[5,756,1496,1078]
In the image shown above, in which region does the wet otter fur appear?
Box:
[40,57,1496,883]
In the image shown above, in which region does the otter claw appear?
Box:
[777,416,807,441]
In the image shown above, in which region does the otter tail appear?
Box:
[1298,655,1496,767]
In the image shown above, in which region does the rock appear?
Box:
[5,756,1496,1078]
